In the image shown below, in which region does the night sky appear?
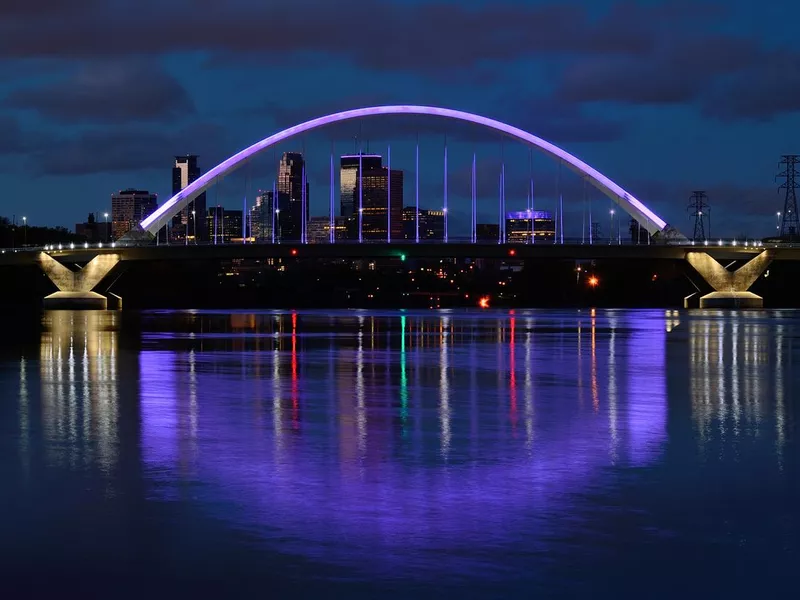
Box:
[2,0,799,237]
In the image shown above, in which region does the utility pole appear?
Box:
[777,155,799,239]
[687,191,710,242]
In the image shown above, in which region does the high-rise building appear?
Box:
[346,156,403,241]
[506,211,555,243]
[111,189,158,240]
[277,152,309,242]
[207,207,244,244]
[402,207,445,240]
[307,216,349,243]
[340,154,382,218]
[172,155,207,243]
[251,190,274,241]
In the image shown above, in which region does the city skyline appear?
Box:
[1,1,799,238]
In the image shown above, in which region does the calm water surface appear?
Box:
[0,309,797,598]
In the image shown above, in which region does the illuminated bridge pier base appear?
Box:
[686,250,773,308]
[37,252,122,310]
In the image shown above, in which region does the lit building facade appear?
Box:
[505,211,555,243]
[172,155,207,243]
[355,162,403,241]
[402,207,445,240]
[307,216,349,243]
[207,207,244,244]
[277,152,309,242]
[251,190,274,241]
[340,154,382,218]
[111,189,158,240]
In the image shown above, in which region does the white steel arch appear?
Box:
[138,105,677,238]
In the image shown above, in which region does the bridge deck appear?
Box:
[0,242,789,266]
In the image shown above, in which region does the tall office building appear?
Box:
[358,164,403,241]
[251,190,273,241]
[277,152,309,242]
[506,211,555,243]
[172,155,207,243]
[402,207,445,240]
[207,207,244,244]
[340,154,382,218]
[111,189,158,240]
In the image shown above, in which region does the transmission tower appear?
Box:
[778,155,800,239]
[687,191,710,241]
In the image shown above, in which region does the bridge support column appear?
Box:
[37,252,121,310]
[685,250,772,308]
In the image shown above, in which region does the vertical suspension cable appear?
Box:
[415,134,419,244]
[443,135,448,243]
[582,178,586,245]
[358,150,363,243]
[471,152,476,243]
[272,179,277,244]
[330,141,335,244]
[387,144,392,243]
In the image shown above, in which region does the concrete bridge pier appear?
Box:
[685,250,773,308]
[37,252,121,310]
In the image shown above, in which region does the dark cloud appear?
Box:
[556,36,761,105]
[4,59,194,123]
[702,50,800,121]
[30,122,226,176]
[0,1,698,73]
[0,116,27,155]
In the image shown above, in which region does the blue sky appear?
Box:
[2,0,799,237]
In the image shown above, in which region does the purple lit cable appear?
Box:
[139,105,672,238]
[358,152,363,244]
[330,147,335,244]
[387,145,391,244]
[415,138,419,244]
[443,136,448,244]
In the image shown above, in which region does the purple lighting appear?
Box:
[507,210,551,220]
[139,106,671,236]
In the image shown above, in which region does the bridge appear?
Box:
[3,104,783,309]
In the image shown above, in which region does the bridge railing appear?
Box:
[1,237,791,253]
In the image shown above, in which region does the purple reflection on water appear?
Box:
[137,311,668,572]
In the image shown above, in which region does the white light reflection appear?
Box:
[439,315,451,459]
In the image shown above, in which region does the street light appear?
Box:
[609,209,615,245]
[192,210,196,244]
[103,212,109,242]
[22,216,26,246]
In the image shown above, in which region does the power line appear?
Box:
[777,155,799,239]
[687,191,710,241]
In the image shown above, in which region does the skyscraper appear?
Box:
[277,152,309,242]
[251,190,273,241]
[340,154,382,218]
[172,155,207,242]
[111,189,158,240]
[357,161,403,241]
[402,207,444,240]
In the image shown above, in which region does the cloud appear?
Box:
[4,59,194,123]
[0,1,706,73]
[29,122,226,176]
[0,116,27,155]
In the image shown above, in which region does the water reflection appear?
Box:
[39,311,120,474]
[4,308,796,590]
[687,312,790,459]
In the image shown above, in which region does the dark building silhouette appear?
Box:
[402,207,444,240]
[172,155,207,243]
[277,152,309,242]
[75,213,112,243]
[340,154,382,218]
[476,223,499,242]
[629,218,651,244]
[111,189,158,240]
